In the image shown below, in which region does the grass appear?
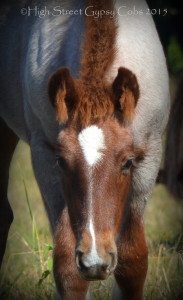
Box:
[0,141,183,300]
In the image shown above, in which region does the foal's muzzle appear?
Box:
[75,250,117,281]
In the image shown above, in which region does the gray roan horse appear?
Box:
[0,0,170,299]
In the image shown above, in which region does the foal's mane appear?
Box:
[80,0,117,84]
[73,0,117,127]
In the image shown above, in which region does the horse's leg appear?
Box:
[54,209,89,300]
[0,117,19,266]
[30,135,89,299]
[30,135,65,231]
[113,218,148,300]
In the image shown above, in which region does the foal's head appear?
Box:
[49,67,142,280]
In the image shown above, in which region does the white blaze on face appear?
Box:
[83,219,103,267]
[78,125,105,266]
[78,125,105,166]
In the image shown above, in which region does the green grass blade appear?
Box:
[23,179,33,221]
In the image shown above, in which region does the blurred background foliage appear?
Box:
[168,36,183,75]
[147,0,183,75]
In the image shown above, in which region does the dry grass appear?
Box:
[0,141,183,300]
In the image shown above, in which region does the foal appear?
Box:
[50,66,147,300]
[0,0,170,299]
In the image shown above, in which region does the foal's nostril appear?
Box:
[76,250,92,273]
[109,251,117,271]
[76,250,86,270]
[101,263,111,274]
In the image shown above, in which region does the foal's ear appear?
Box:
[112,67,139,122]
[48,67,78,123]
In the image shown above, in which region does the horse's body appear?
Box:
[0,1,170,299]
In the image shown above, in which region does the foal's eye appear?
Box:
[121,159,133,174]
[56,156,68,171]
